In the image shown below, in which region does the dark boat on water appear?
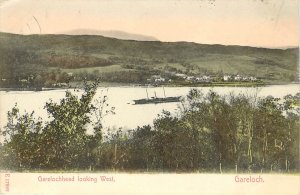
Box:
[133,87,181,105]
[133,96,181,105]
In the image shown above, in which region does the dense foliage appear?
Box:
[0,83,103,169]
[95,90,299,172]
[0,85,299,172]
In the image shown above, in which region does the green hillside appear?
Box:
[0,32,298,87]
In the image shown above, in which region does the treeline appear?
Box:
[0,84,299,172]
[0,70,72,88]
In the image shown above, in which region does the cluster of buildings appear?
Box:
[175,73,212,83]
[223,75,257,82]
[147,73,257,84]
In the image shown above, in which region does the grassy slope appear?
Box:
[0,32,298,83]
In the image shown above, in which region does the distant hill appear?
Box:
[0,32,298,87]
[61,29,159,41]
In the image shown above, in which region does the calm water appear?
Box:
[0,84,299,131]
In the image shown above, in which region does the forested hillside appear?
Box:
[0,32,298,88]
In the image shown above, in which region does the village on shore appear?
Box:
[147,72,258,85]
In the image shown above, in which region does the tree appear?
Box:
[39,82,99,169]
[1,105,43,169]
[0,82,108,170]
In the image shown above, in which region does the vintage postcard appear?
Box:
[0,0,299,194]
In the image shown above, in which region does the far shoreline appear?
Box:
[0,81,298,92]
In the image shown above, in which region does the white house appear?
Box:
[186,76,195,81]
[155,77,166,82]
[249,76,257,81]
[175,73,187,79]
[67,72,73,77]
[196,75,211,82]
[223,75,231,81]
[234,75,242,81]
[150,75,166,83]
[19,79,28,83]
